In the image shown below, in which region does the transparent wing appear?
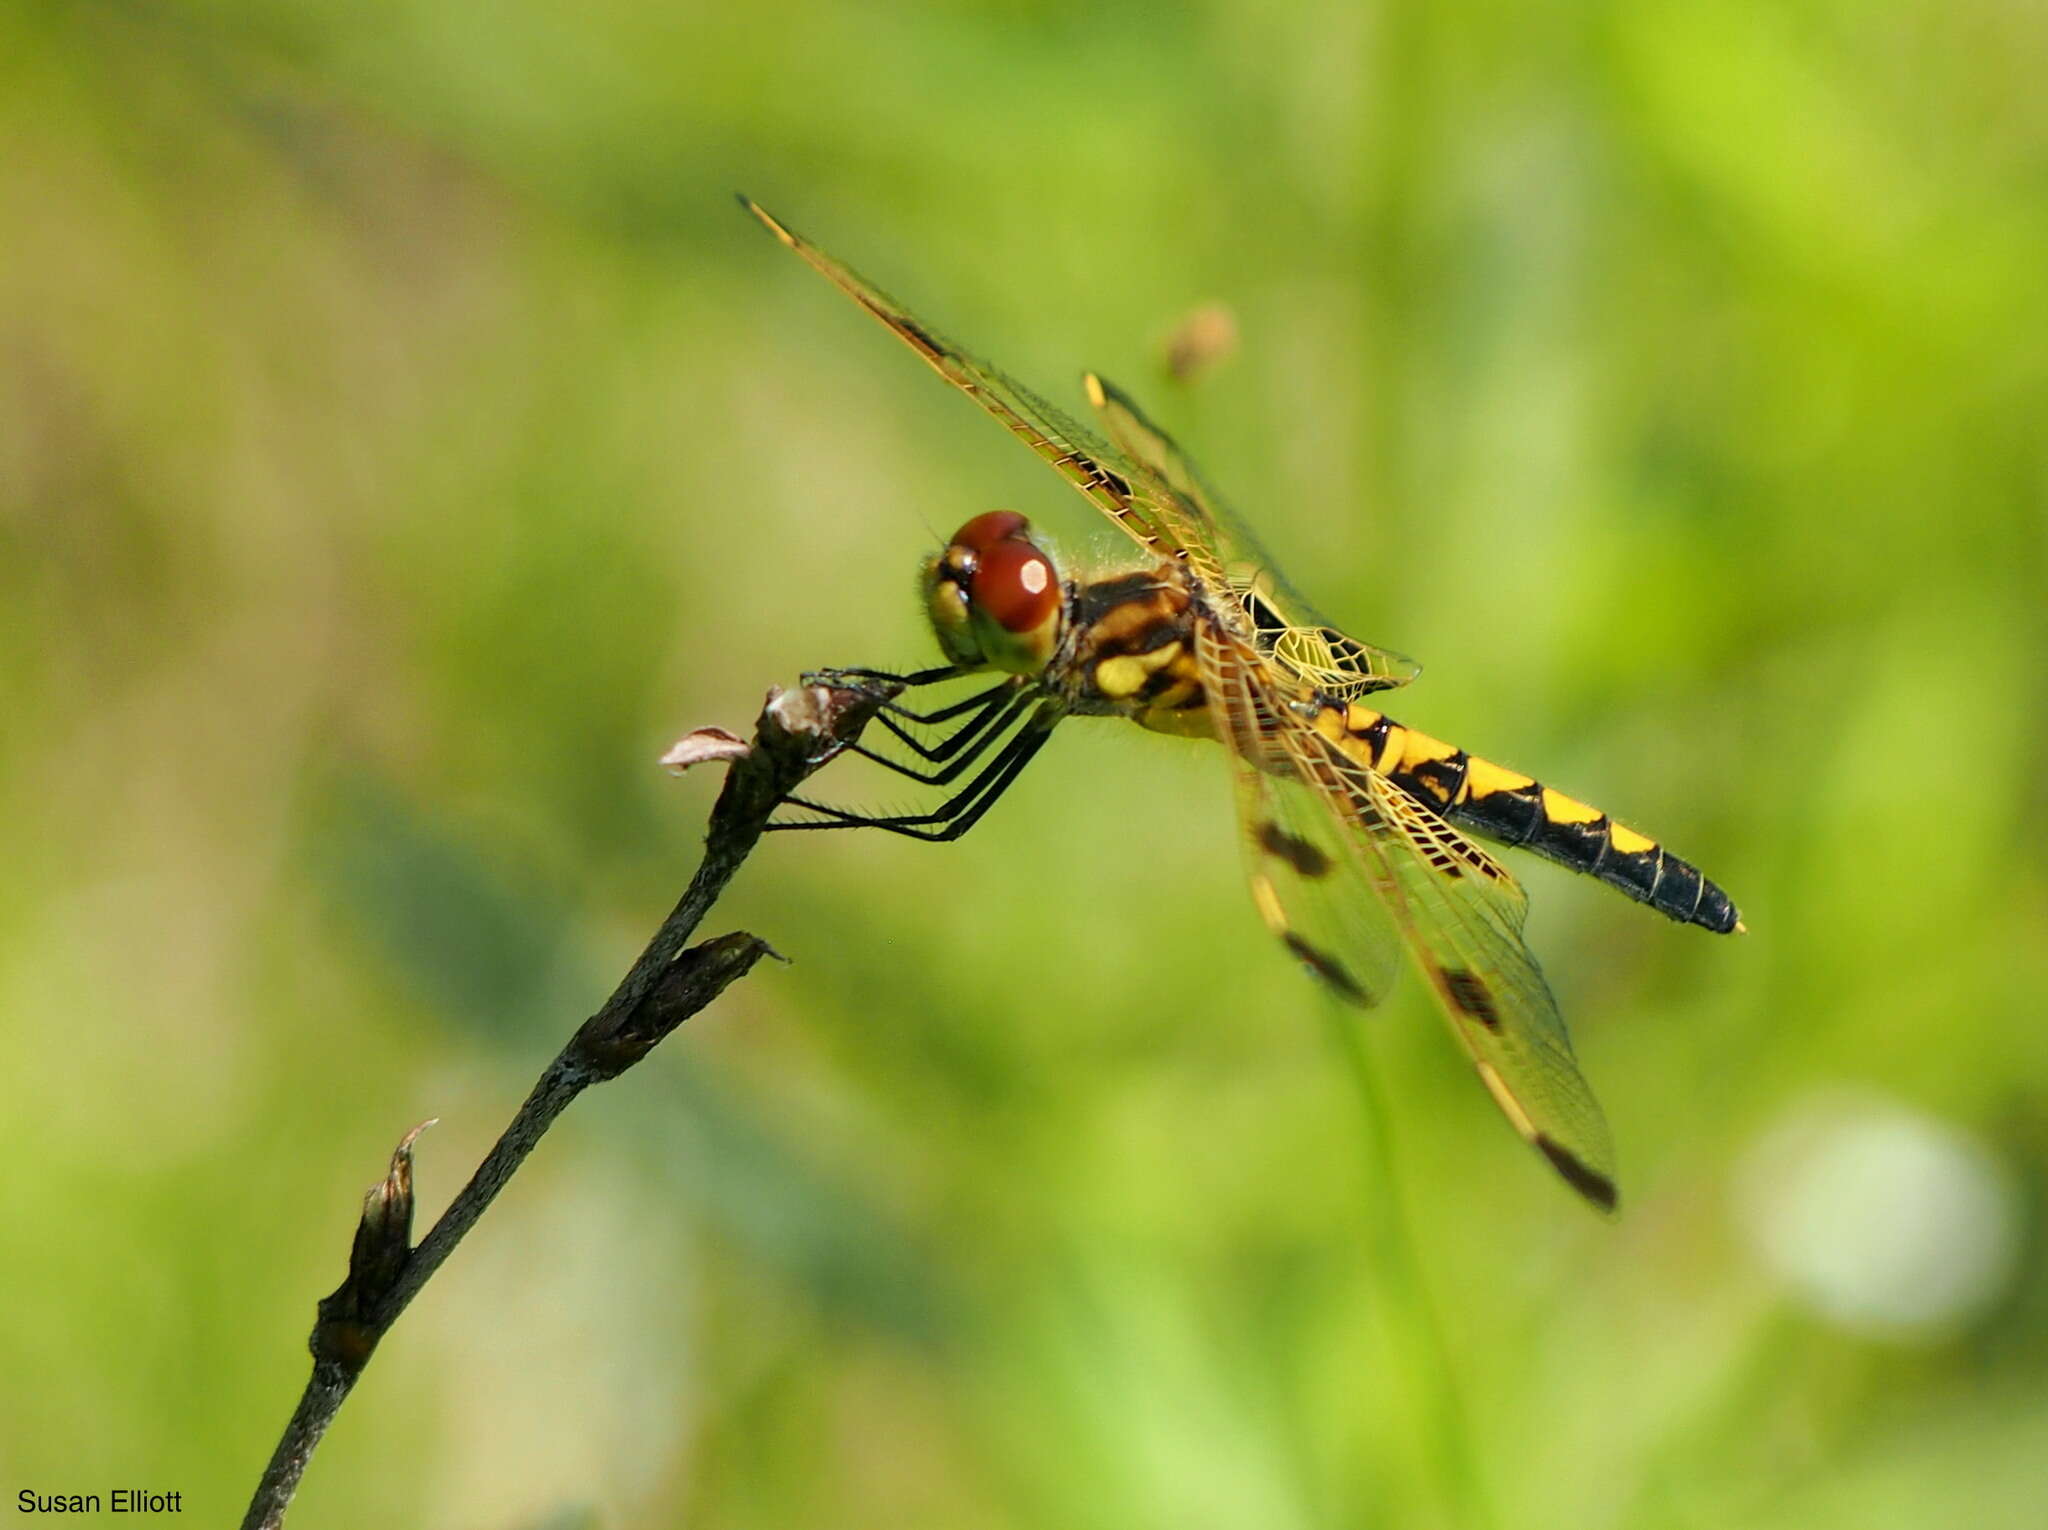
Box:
[743,198,1199,567]
[1084,372,1420,697]
[1195,619,1617,1212]
[1201,621,1403,1009]
[1354,767,1617,1210]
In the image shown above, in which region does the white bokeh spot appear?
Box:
[1736,1089,2021,1337]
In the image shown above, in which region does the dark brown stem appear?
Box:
[239,679,895,1530]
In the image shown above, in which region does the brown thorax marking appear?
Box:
[1051,569,1210,731]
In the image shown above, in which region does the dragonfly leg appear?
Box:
[855,688,1037,779]
[806,668,1041,740]
[804,663,966,696]
[874,675,1031,728]
[769,715,1056,842]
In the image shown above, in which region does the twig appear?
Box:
[240,678,895,1530]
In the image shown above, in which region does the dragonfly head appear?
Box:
[922,510,1064,675]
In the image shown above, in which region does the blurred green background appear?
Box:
[5,2,2046,1526]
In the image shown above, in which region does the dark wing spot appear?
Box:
[1536,1136,1618,1213]
[1097,467,1133,500]
[1257,820,1333,878]
[1440,967,1501,1030]
[1283,933,1369,1005]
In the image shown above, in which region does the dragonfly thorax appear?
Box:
[922,511,1064,676]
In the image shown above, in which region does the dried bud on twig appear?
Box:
[312,1120,434,1371]
[570,929,784,1078]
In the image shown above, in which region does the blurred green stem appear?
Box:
[1323,1007,1496,1530]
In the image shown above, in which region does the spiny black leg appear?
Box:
[774,720,1039,830]
[769,715,1057,842]
[848,690,1038,785]
[806,669,1023,737]
[891,723,1052,841]
[870,680,1022,760]
[805,666,1039,737]
[857,714,1023,782]
[875,676,1027,728]
[806,663,965,692]
[798,670,1022,770]
[778,724,1051,843]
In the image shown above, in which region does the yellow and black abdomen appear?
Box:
[1331,703,1741,934]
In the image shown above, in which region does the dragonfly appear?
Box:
[741,196,1742,1212]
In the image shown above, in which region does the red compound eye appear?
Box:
[971,537,1059,634]
[950,510,1031,556]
